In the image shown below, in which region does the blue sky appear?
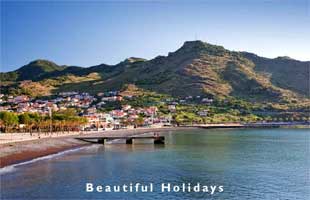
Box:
[1,0,309,72]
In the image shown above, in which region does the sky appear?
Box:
[1,0,309,72]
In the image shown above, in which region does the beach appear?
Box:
[0,136,89,168]
[0,127,192,168]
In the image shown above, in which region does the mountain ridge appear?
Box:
[1,41,309,103]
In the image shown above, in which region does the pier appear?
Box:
[75,136,165,144]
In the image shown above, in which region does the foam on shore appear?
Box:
[0,145,97,175]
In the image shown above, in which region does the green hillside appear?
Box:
[0,60,65,81]
[1,41,309,104]
[242,52,309,96]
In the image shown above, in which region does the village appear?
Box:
[0,91,214,132]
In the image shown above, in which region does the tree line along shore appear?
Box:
[0,108,309,134]
[1,89,309,134]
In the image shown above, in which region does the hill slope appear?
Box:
[242,53,309,96]
[0,60,66,81]
[1,41,309,103]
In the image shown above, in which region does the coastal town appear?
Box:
[0,91,164,131]
[1,1,309,200]
[0,89,216,132]
[1,89,309,135]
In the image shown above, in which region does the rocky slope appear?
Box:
[1,41,309,103]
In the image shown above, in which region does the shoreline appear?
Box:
[0,127,193,168]
[0,137,90,168]
[1,125,309,169]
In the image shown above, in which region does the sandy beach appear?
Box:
[0,136,89,168]
[0,127,192,168]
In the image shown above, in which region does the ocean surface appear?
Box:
[1,128,309,200]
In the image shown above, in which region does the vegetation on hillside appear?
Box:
[1,41,309,106]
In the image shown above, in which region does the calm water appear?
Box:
[1,129,309,200]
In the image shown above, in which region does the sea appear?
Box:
[1,128,309,200]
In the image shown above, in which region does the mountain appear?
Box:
[1,41,309,103]
[0,60,65,81]
[241,53,309,96]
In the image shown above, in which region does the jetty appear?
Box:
[75,135,165,144]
